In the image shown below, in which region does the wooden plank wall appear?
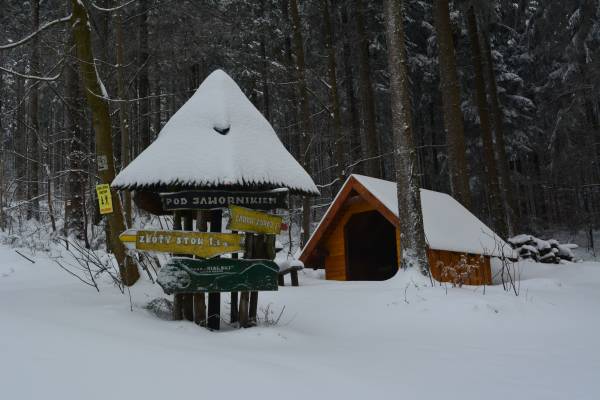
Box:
[428,250,492,285]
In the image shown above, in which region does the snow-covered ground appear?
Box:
[1,244,599,400]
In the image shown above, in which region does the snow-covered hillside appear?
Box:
[1,244,599,400]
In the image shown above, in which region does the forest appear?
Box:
[0,0,599,259]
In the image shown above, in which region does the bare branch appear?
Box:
[0,14,72,50]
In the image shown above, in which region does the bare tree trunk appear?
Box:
[481,29,516,236]
[26,0,40,220]
[355,0,380,178]
[138,0,150,151]
[0,72,4,231]
[70,0,140,286]
[466,6,506,238]
[289,0,314,246]
[15,77,26,201]
[116,10,132,228]
[433,0,471,209]
[64,43,86,239]
[340,3,362,174]
[321,0,345,184]
[384,0,430,276]
[260,0,271,122]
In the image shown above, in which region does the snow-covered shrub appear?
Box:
[508,234,577,263]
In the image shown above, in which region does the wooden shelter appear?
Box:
[112,70,318,329]
[300,175,514,285]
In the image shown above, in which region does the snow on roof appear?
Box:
[346,175,512,258]
[112,70,319,195]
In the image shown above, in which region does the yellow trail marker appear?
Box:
[227,205,283,235]
[119,229,245,258]
[95,184,113,215]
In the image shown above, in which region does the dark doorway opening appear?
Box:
[344,210,398,280]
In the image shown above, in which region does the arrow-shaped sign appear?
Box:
[119,229,245,258]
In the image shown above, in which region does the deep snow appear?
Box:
[1,244,599,400]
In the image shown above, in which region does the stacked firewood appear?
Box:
[508,234,577,263]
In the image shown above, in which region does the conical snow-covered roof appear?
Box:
[112,70,319,195]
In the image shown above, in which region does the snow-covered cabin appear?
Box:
[112,70,318,197]
[300,175,513,285]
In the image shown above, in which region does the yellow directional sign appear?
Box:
[119,229,245,258]
[227,205,283,235]
[96,184,113,215]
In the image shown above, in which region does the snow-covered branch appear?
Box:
[0,65,63,82]
[0,14,72,50]
[91,0,135,12]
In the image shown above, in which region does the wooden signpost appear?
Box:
[157,258,279,294]
[120,194,286,331]
[227,205,283,235]
[119,229,244,258]
[160,189,288,211]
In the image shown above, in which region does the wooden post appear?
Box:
[239,291,249,328]
[182,211,194,321]
[246,234,277,326]
[194,210,208,326]
[207,209,222,330]
[172,211,183,320]
[291,270,299,287]
[249,291,258,326]
[231,231,239,324]
[182,293,194,321]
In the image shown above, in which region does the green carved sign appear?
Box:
[157,257,279,294]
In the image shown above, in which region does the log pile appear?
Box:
[508,234,577,263]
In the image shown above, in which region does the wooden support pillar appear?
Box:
[230,291,239,323]
[182,293,194,321]
[239,291,249,328]
[194,210,209,327]
[172,211,183,320]
[231,230,239,324]
[181,211,194,321]
[249,291,258,326]
[194,302,207,326]
[291,270,299,287]
[207,209,222,331]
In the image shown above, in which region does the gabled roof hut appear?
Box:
[112,70,318,196]
[300,175,513,285]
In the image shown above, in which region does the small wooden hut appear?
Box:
[300,175,513,285]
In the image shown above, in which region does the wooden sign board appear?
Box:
[227,205,283,235]
[95,184,113,215]
[160,190,288,211]
[119,229,245,258]
[157,257,279,294]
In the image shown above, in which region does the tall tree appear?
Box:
[138,1,150,151]
[64,45,86,239]
[481,28,516,235]
[384,0,430,276]
[320,0,345,183]
[70,0,139,286]
[115,9,132,228]
[433,0,471,208]
[466,6,507,237]
[355,0,380,178]
[26,0,40,220]
[340,3,362,173]
[289,0,314,246]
